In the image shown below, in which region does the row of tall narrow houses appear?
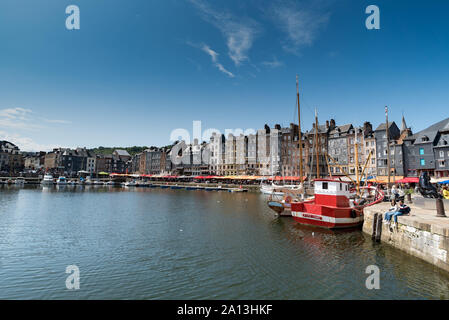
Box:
[403,117,449,178]
[42,148,131,175]
[2,117,449,179]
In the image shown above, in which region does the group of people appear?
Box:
[384,199,411,229]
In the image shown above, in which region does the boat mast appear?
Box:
[314,108,320,179]
[385,106,391,189]
[297,75,303,183]
[355,128,360,195]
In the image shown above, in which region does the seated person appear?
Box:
[384,199,399,224]
[390,200,411,227]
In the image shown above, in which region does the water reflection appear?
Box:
[0,185,448,299]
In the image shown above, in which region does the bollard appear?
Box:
[372,213,378,240]
[436,198,446,217]
[375,214,383,242]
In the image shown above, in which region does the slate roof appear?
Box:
[406,117,449,145]
[114,149,131,157]
[329,124,353,135]
[374,121,397,131]
[308,124,328,134]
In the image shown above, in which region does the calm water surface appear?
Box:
[1,185,449,299]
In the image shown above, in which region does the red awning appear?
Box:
[395,177,419,183]
[270,176,307,181]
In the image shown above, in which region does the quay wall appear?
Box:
[363,203,449,273]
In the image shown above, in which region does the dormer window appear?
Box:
[422,135,429,142]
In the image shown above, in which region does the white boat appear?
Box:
[14,177,26,185]
[260,183,301,195]
[57,176,68,185]
[93,180,104,186]
[124,180,138,187]
[41,174,54,185]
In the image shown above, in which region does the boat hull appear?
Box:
[291,211,363,229]
[291,200,364,229]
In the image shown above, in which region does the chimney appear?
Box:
[326,120,329,129]
[330,119,336,130]
[275,124,281,130]
[363,121,372,133]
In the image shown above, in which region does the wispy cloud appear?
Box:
[201,44,235,78]
[189,0,259,66]
[42,118,71,124]
[0,107,42,130]
[0,130,54,152]
[0,107,71,130]
[271,1,330,54]
[261,56,284,68]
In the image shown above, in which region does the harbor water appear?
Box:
[0,185,448,299]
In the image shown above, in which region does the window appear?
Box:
[340,183,342,190]
[419,148,424,155]
[322,182,328,189]
[420,159,425,166]
[440,151,444,158]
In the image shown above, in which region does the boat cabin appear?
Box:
[314,179,352,207]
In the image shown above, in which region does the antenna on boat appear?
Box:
[314,108,320,179]
[297,75,303,184]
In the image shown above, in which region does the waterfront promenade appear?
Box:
[363,199,449,273]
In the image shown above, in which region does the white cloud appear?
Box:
[0,131,54,152]
[201,44,235,78]
[190,0,259,66]
[271,1,329,54]
[201,44,219,63]
[0,107,32,119]
[261,56,284,68]
[0,107,71,130]
[0,107,71,151]
[215,62,235,78]
[42,118,71,124]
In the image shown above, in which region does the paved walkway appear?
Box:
[370,198,449,237]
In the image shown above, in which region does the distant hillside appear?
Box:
[89,146,148,156]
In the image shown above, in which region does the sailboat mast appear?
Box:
[355,128,360,195]
[297,75,303,183]
[314,109,320,179]
[386,106,391,189]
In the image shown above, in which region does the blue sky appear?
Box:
[1,0,448,151]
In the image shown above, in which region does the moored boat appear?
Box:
[228,188,248,192]
[56,176,68,185]
[291,179,383,229]
[41,174,54,186]
[124,180,138,187]
[14,177,26,185]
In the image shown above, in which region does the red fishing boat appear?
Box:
[291,179,384,229]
